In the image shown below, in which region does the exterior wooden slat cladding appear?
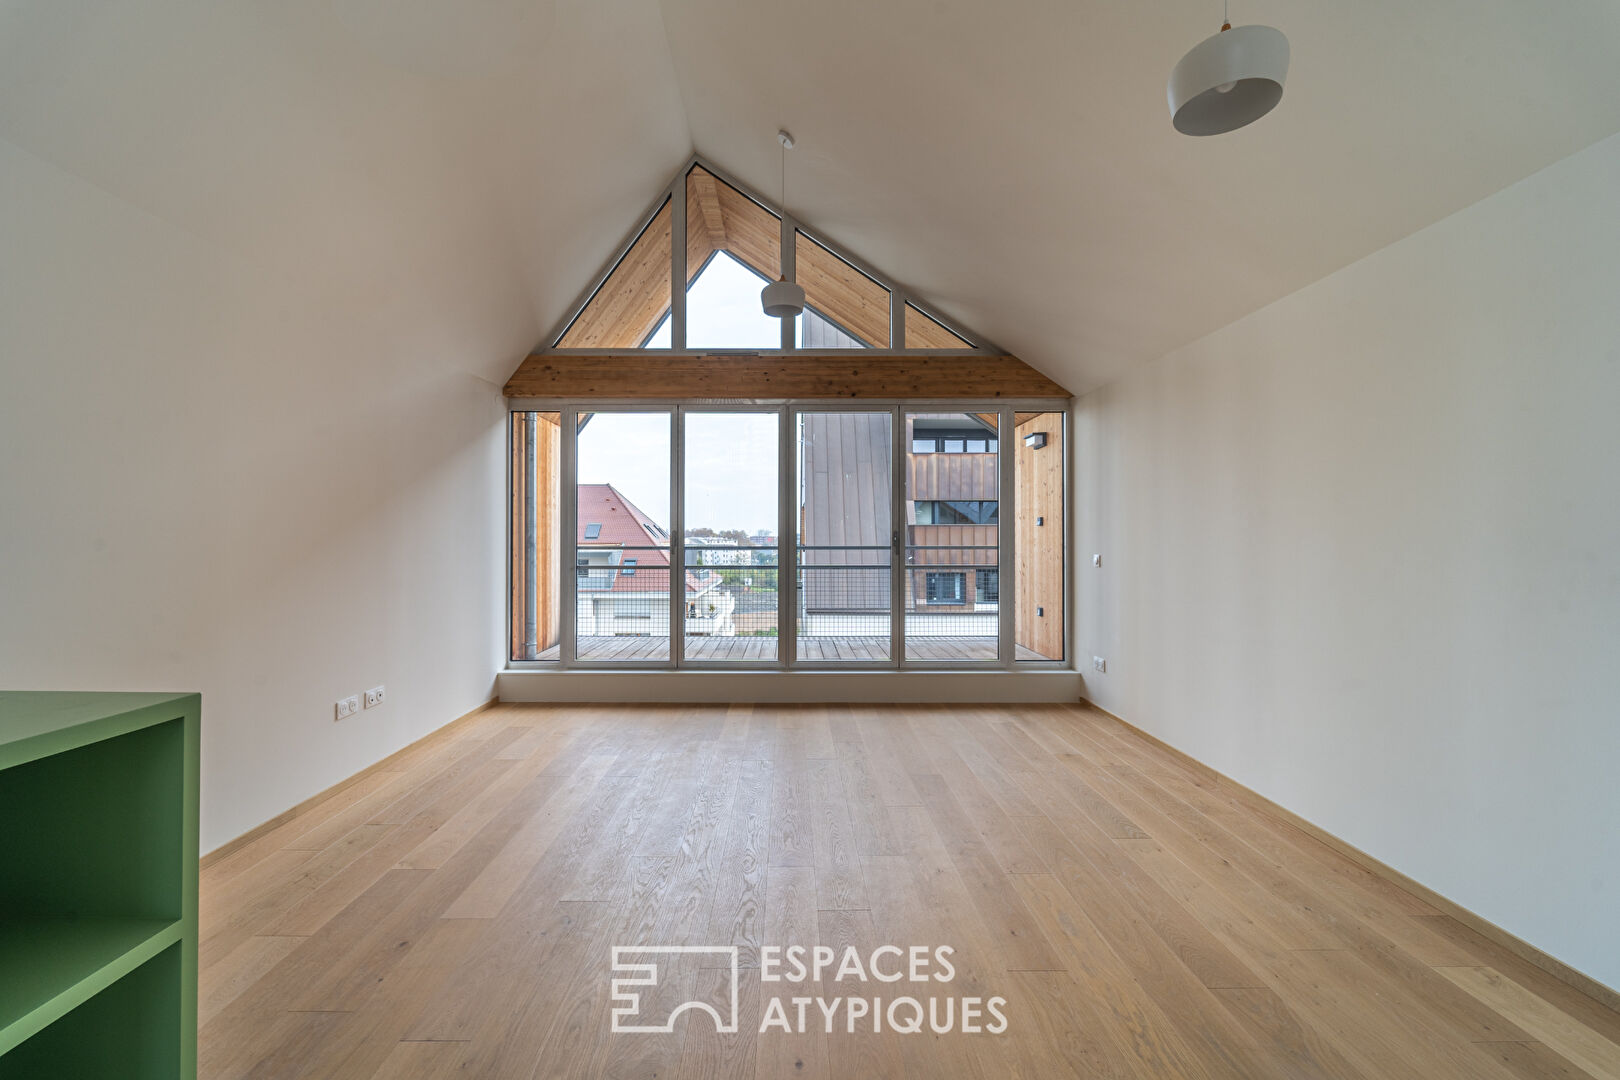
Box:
[1015,412,1064,659]
[907,450,998,501]
[509,415,562,661]
[508,417,527,660]
[556,200,672,348]
[503,353,1070,399]
[533,415,561,657]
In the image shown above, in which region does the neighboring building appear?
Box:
[799,413,999,617]
[749,531,778,565]
[684,535,756,566]
[575,484,731,636]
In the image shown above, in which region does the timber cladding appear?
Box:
[503,353,1071,399]
[1014,412,1065,659]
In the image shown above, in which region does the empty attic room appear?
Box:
[4,2,1620,1078]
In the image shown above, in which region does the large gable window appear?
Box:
[543,159,979,355]
[508,155,1068,671]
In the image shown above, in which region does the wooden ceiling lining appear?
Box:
[556,199,673,348]
[796,232,890,347]
[904,302,973,349]
[686,165,779,283]
[685,170,720,281]
[504,353,1071,399]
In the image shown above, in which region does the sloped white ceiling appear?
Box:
[661,0,1620,392]
[5,1,1620,392]
[0,0,689,385]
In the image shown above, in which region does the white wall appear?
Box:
[0,133,512,852]
[0,3,687,853]
[1076,132,1620,990]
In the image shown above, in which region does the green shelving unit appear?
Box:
[0,692,199,1079]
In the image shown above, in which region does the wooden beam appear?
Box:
[504,353,1071,399]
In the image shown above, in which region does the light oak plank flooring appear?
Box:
[199,703,1620,1079]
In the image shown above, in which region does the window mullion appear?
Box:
[891,406,905,667]
[998,405,1015,669]
[671,406,684,667]
[671,171,686,350]
[780,406,796,667]
[560,408,578,666]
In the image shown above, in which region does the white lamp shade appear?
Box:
[761,278,806,318]
[1168,24,1289,136]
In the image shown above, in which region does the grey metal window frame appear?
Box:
[541,155,996,358]
[506,397,1072,674]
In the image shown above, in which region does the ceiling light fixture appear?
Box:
[761,129,806,319]
[1168,1,1288,136]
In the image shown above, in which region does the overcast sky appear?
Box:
[577,256,785,535]
[578,411,778,535]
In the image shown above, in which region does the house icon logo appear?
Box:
[610,946,741,1034]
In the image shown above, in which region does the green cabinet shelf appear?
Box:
[0,692,199,1079]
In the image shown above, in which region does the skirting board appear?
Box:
[498,669,1082,704]
[1081,696,1620,1015]
[200,695,499,868]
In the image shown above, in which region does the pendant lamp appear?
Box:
[761,130,806,318]
[1168,6,1288,136]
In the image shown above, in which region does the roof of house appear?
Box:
[577,484,715,595]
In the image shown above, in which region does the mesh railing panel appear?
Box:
[797,546,891,661]
[904,544,998,661]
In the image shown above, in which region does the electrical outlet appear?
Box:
[365,685,386,709]
[1092,656,1107,673]
[335,695,360,721]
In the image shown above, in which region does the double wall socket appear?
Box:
[336,685,385,720]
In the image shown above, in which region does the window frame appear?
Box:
[542,155,999,357]
[507,398,1070,673]
[924,571,966,605]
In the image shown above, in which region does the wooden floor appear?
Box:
[538,635,1045,661]
[198,703,1620,1079]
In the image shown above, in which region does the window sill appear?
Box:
[497,667,1081,704]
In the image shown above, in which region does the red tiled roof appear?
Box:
[577,484,715,594]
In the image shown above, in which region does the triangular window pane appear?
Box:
[794,232,888,347]
[685,251,781,348]
[547,160,995,354]
[797,307,867,348]
[904,302,973,348]
[557,198,672,348]
[686,165,781,348]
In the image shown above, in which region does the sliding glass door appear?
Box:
[512,402,1066,670]
[904,411,1000,661]
[794,411,893,662]
[574,411,673,662]
[683,412,779,664]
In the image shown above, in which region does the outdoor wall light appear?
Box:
[1023,432,1048,450]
